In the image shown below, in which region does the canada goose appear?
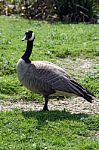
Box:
[16,31,94,111]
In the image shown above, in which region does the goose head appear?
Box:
[22,31,35,41]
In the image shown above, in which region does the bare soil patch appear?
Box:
[57,57,99,79]
[0,97,99,114]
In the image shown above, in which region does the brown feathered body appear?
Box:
[17,58,93,103]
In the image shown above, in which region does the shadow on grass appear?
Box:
[22,110,89,128]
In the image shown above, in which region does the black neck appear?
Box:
[21,40,33,63]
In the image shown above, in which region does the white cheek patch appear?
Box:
[29,33,35,41]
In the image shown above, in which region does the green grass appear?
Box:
[0,16,99,150]
[0,110,99,150]
[0,15,99,100]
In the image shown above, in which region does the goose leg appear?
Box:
[43,96,49,111]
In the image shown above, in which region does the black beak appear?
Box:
[22,35,27,41]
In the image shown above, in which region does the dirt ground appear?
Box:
[0,97,99,114]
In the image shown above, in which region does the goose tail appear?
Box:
[83,92,93,103]
[69,80,94,103]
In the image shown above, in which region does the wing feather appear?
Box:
[26,61,73,95]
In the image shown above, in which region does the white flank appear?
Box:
[51,90,74,97]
